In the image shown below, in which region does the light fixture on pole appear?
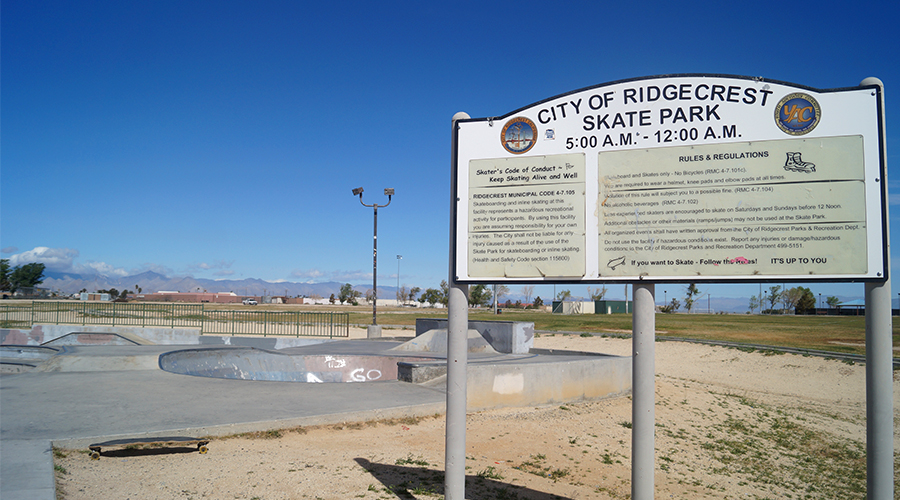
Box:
[353,187,393,338]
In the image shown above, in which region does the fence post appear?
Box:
[263,311,268,337]
[231,311,235,336]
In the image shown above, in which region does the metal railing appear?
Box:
[0,301,349,338]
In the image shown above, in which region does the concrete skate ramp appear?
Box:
[389,329,497,354]
[0,345,59,374]
[159,347,432,383]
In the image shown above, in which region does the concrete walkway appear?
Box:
[0,341,447,500]
[1,329,629,499]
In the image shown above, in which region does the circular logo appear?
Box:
[501,117,537,154]
[775,93,821,135]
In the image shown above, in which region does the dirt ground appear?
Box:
[54,329,898,500]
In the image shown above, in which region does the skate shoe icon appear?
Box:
[783,152,815,173]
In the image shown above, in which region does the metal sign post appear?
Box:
[861,77,892,500]
[445,112,471,500]
[632,284,655,499]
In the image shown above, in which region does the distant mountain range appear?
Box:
[41,271,382,300]
[39,271,863,313]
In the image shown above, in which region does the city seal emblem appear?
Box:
[775,93,821,136]
[501,117,537,154]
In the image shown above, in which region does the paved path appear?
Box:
[0,343,447,499]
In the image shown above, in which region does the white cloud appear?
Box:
[8,246,131,278]
[8,247,79,271]
[188,260,235,272]
[1,246,19,254]
[75,261,130,278]
[290,269,327,281]
[290,268,372,283]
[332,270,372,282]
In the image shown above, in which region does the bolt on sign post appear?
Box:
[449,74,889,500]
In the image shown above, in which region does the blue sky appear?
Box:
[2,0,899,303]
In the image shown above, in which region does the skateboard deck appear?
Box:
[88,436,209,460]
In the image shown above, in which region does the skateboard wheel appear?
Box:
[90,451,100,460]
[199,445,208,454]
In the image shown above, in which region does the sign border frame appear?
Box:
[451,73,888,285]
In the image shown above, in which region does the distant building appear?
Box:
[136,291,245,303]
[80,292,110,301]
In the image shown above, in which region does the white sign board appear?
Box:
[453,75,886,284]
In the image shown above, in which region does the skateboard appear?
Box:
[88,436,209,460]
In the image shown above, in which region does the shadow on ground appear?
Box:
[354,458,572,500]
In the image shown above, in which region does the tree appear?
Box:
[0,259,10,291]
[556,289,572,301]
[781,287,811,313]
[521,285,534,305]
[494,284,509,307]
[419,288,443,307]
[765,285,782,313]
[661,298,680,313]
[794,287,816,314]
[396,286,409,305]
[532,296,544,308]
[748,295,760,313]
[781,287,801,313]
[826,296,840,309]
[588,286,607,301]
[9,262,46,293]
[329,293,336,304]
[469,284,492,307]
[408,287,421,304]
[438,280,450,307]
[338,283,355,304]
[683,283,701,313]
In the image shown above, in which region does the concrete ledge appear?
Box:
[400,351,632,410]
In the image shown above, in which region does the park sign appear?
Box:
[452,74,887,284]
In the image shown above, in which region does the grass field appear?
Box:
[221,303,898,357]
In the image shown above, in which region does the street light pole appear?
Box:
[352,187,393,338]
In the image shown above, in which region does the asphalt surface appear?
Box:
[0,341,448,500]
